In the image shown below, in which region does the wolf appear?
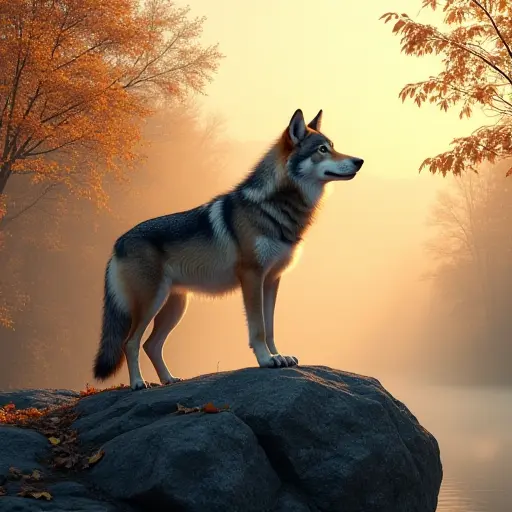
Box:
[93,108,364,390]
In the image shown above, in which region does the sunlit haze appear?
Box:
[1,0,496,386]
[3,1,512,509]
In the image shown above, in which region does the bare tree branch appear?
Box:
[1,183,60,227]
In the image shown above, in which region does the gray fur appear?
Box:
[93,109,364,389]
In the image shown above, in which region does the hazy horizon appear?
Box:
[0,0,505,388]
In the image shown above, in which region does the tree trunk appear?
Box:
[0,162,12,196]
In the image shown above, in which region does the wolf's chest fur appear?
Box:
[170,229,300,296]
[253,236,299,274]
[161,173,317,295]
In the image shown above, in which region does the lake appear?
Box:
[386,383,512,512]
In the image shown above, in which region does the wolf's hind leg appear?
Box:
[143,292,188,385]
[124,280,170,391]
[262,275,298,367]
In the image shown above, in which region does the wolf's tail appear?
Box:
[93,258,131,380]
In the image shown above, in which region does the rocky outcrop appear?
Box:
[0,366,442,511]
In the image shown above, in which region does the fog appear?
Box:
[1,0,511,393]
[2,107,512,392]
[0,99,446,390]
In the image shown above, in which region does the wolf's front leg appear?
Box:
[263,275,298,367]
[239,268,293,368]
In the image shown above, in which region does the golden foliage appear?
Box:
[0,0,223,203]
[0,0,221,330]
[0,402,46,424]
[381,0,512,176]
[0,398,107,472]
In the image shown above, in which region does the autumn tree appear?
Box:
[0,0,222,328]
[0,0,222,211]
[381,0,512,176]
[0,102,232,389]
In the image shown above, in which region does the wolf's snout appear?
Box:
[351,157,364,170]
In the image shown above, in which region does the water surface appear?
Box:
[388,384,512,512]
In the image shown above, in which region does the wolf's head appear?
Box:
[280,109,364,183]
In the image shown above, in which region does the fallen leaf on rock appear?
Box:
[202,402,220,413]
[88,449,105,466]
[48,437,60,445]
[0,404,47,424]
[202,402,230,414]
[8,467,23,480]
[34,491,53,500]
[0,486,6,496]
[175,403,200,415]
[17,486,53,500]
[29,470,42,481]
[79,383,99,397]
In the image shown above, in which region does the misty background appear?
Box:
[2,101,510,390]
[2,1,512,510]
[4,0,511,392]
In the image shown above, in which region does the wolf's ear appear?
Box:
[288,109,307,145]
[307,109,323,131]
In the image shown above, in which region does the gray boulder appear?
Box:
[0,367,442,511]
[0,426,50,478]
[74,366,442,512]
[0,389,79,410]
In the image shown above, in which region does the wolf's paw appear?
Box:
[131,379,148,391]
[161,376,182,385]
[282,355,299,367]
[260,354,299,368]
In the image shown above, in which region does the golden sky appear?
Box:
[133,0,492,383]
[192,0,487,181]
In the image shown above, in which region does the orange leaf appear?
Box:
[202,402,230,414]
[88,449,105,466]
[392,19,406,33]
[202,402,220,414]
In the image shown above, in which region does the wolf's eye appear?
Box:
[318,145,329,153]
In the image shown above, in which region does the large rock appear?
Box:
[0,482,121,512]
[0,389,79,410]
[0,429,120,511]
[73,366,442,512]
[0,426,50,478]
